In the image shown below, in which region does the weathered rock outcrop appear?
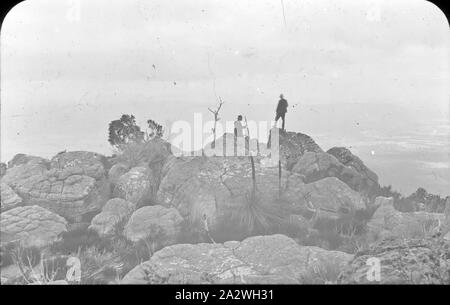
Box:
[292,151,377,194]
[157,154,366,236]
[50,151,107,180]
[200,133,262,158]
[0,162,7,177]
[0,205,67,248]
[7,154,49,169]
[292,152,342,180]
[122,234,353,284]
[158,156,293,231]
[367,197,445,241]
[338,237,450,284]
[1,183,23,211]
[276,129,323,170]
[113,167,153,207]
[108,163,130,186]
[327,147,379,194]
[124,205,183,246]
[444,197,450,236]
[1,158,49,188]
[89,198,134,236]
[2,151,111,222]
[285,177,367,218]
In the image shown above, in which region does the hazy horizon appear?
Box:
[1,0,449,196]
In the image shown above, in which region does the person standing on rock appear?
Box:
[274,94,288,130]
[234,115,247,156]
[234,115,246,138]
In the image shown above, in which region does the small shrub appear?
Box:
[111,137,168,169]
[42,255,70,282]
[394,197,417,212]
[376,185,402,200]
[298,261,342,284]
[7,245,43,284]
[0,242,17,267]
[176,219,208,244]
[110,226,168,279]
[12,246,41,268]
[278,214,310,240]
[337,234,371,254]
[234,192,285,235]
[212,193,287,243]
[51,226,113,255]
[78,247,121,284]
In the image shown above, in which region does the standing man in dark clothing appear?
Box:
[275,94,288,130]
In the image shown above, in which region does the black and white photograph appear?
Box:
[0,0,449,290]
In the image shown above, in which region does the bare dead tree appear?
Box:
[208,97,224,149]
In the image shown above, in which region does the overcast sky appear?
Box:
[1,0,449,162]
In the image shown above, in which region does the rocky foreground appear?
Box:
[1,130,449,284]
[122,234,352,284]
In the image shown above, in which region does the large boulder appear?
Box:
[200,133,262,158]
[1,183,22,211]
[445,232,450,241]
[7,154,49,169]
[108,163,130,186]
[157,156,217,225]
[338,237,450,284]
[124,205,183,246]
[444,197,450,235]
[157,156,289,233]
[157,154,366,238]
[1,159,49,188]
[367,197,445,241]
[50,151,107,180]
[287,177,367,217]
[2,151,111,222]
[327,147,379,195]
[122,234,353,284]
[274,129,323,170]
[89,198,134,236]
[0,205,67,248]
[292,151,375,194]
[113,167,153,207]
[292,152,342,181]
[0,162,7,177]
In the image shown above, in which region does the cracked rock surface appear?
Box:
[124,205,183,246]
[113,167,153,206]
[89,198,134,237]
[157,154,366,234]
[122,234,352,284]
[1,205,67,248]
[292,151,377,194]
[277,129,323,170]
[1,183,23,211]
[1,151,110,222]
[327,147,379,194]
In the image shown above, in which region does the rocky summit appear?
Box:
[1,131,448,285]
